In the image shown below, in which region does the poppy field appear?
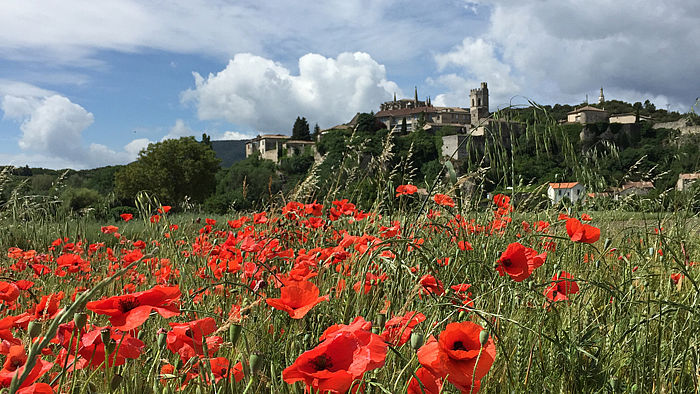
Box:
[1,190,699,393]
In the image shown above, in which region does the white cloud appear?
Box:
[181,52,400,131]
[218,131,255,140]
[161,119,194,141]
[434,0,700,110]
[0,83,152,169]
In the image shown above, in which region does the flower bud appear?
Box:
[157,328,168,349]
[110,374,123,391]
[229,324,242,347]
[249,352,263,374]
[73,313,88,330]
[28,320,42,339]
[410,332,424,349]
[479,329,490,346]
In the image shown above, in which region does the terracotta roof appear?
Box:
[567,105,607,114]
[285,140,315,144]
[549,182,580,189]
[259,134,289,139]
[621,181,654,189]
[679,173,700,180]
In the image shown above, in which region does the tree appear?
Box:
[313,123,321,141]
[201,133,212,149]
[114,137,221,205]
[400,117,407,134]
[292,117,311,141]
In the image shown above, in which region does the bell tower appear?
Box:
[470,82,489,124]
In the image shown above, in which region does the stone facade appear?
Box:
[677,173,700,191]
[245,134,317,163]
[567,106,609,124]
[470,82,489,124]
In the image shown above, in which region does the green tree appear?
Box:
[292,117,311,140]
[114,137,220,205]
[312,123,321,141]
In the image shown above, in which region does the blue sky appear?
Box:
[1,0,699,169]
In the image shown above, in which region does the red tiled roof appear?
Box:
[375,107,438,117]
[549,182,580,189]
[567,105,607,114]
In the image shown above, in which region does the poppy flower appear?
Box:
[396,184,418,197]
[120,213,133,222]
[284,317,386,393]
[86,285,181,331]
[209,358,244,383]
[407,367,443,394]
[419,275,445,298]
[566,218,600,244]
[0,282,19,303]
[380,311,426,346]
[78,327,145,368]
[266,280,329,319]
[543,271,579,303]
[158,206,171,214]
[0,345,53,389]
[17,383,54,394]
[100,225,119,234]
[417,321,495,393]
[166,317,223,362]
[495,242,546,282]
[433,194,455,208]
[493,194,510,208]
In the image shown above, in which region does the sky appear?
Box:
[1,0,699,169]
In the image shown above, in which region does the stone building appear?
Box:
[470,82,489,124]
[567,106,609,124]
[609,113,652,124]
[245,134,317,163]
[375,87,471,133]
[677,173,700,191]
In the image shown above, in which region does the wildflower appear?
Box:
[433,194,455,208]
[566,218,600,244]
[419,275,445,297]
[0,282,20,304]
[493,193,510,208]
[283,317,386,393]
[120,213,133,222]
[417,321,495,393]
[407,367,443,394]
[265,280,330,319]
[86,285,181,331]
[543,271,579,303]
[396,184,418,197]
[79,327,145,368]
[166,317,223,362]
[495,242,546,282]
[380,311,426,346]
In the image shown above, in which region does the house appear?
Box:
[245,134,317,163]
[547,182,586,204]
[677,173,700,191]
[566,106,609,124]
[617,181,654,197]
[609,113,652,124]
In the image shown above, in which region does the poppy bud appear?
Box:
[157,329,168,349]
[604,238,611,250]
[371,327,379,335]
[479,329,490,346]
[458,310,466,320]
[110,374,123,391]
[410,332,424,349]
[376,314,386,328]
[229,324,242,347]
[73,313,88,330]
[249,352,263,374]
[28,320,42,339]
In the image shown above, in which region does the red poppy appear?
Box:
[417,321,495,393]
[380,311,426,346]
[543,271,579,303]
[166,317,223,362]
[0,282,19,303]
[86,285,181,331]
[493,193,510,208]
[396,184,418,197]
[100,225,119,234]
[150,214,161,223]
[17,383,54,394]
[209,358,244,383]
[78,327,145,368]
[566,218,600,244]
[419,275,445,297]
[433,194,455,208]
[670,273,684,285]
[120,213,133,222]
[407,367,443,394]
[495,242,546,282]
[266,280,329,319]
[284,317,387,393]
[158,206,171,214]
[0,345,53,389]
[580,213,592,221]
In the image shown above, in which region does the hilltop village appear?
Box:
[236,83,700,205]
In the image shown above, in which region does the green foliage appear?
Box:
[204,155,281,213]
[292,116,311,141]
[61,187,102,213]
[114,137,220,206]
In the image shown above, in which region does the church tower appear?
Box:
[470,82,489,124]
[598,87,605,104]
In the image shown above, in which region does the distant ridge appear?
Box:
[210,140,247,167]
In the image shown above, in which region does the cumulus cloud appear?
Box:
[161,119,194,141]
[182,52,400,131]
[433,0,700,110]
[0,84,152,169]
[218,131,255,140]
